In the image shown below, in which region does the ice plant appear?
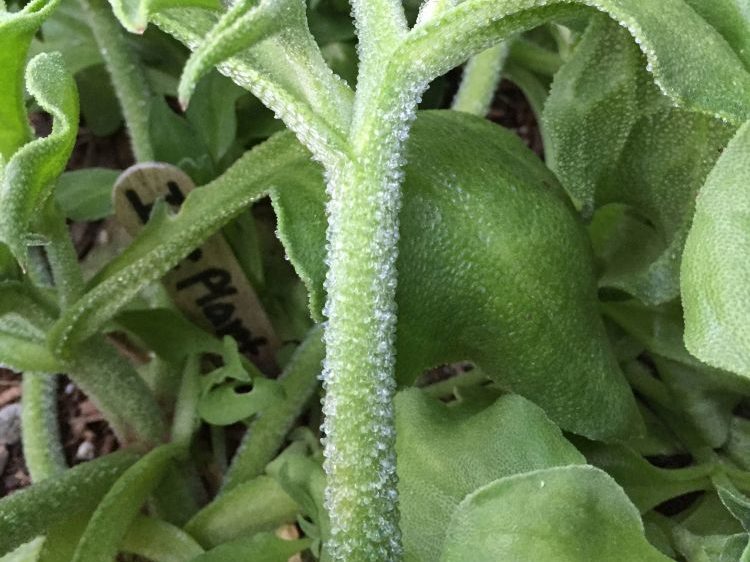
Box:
[0,0,749,560]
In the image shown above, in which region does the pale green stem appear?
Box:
[21,373,66,481]
[349,0,407,131]
[222,325,324,492]
[22,205,79,481]
[78,0,154,162]
[452,43,508,116]
[321,59,424,562]
[507,38,563,76]
[43,205,166,446]
[421,366,489,399]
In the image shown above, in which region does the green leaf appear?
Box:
[0,52,79,266]
[117,308,225,363]
[184,476,298,548]
[148,96,213,181]
[185,71,244,162]
[682,0,750,71]
[28,0,102,75]
[0,538,44,562]
[76,65,123,137]
[48,132,315,357]
[176,0,296,108]
[0,452,139,557]
[192,533,310,562]
[223,326,324,489]
[440,466,670,561]
[395,390,584,561]
[545,15,732,304]
[0,282,62,373]
[577,440,713,513]
[404,0,750,125]
[71,444,184,562]
[55,168,119,221]
[197,337,285,426]
[277,110,642,440]
[603,300,750,447]
[682,120,750,379]
[120,516,204,562]
[0,0,63,160]
[109,0,220,34]
[152,3,353,167]
[716,477,750,533]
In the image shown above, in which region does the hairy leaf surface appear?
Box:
[440,466,670,561]
[395,390,583,561]
[545,16,733,304]
[682,121,750,379]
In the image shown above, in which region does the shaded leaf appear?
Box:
[0,452,139,556]
[120,516,204,562]
[545,15,732,304]
[184,476,298,548]
[109,0,220,33]
[577,440,713,513]
[192,533,310,562]
[71,444,184,562]
[185,71,245,162]
[55,168,119,221]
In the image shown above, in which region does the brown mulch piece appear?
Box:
[1,369,118,497]
[488,79,544,157]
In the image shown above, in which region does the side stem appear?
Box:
[78,0,155,162]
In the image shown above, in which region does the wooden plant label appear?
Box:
[113,163,280,374]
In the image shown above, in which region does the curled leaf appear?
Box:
[198,337,285,426]
[0,52,79,267]
[0,0,64,159]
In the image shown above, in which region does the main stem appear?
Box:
[322,45,428,561]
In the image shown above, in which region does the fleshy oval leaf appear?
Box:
[682,121,750,379]
[440,465,670,561]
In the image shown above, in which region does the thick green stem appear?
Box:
[78,0,154,162]
[452,43,508,116]
[222,325,324,491]
[321,49,434,559]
